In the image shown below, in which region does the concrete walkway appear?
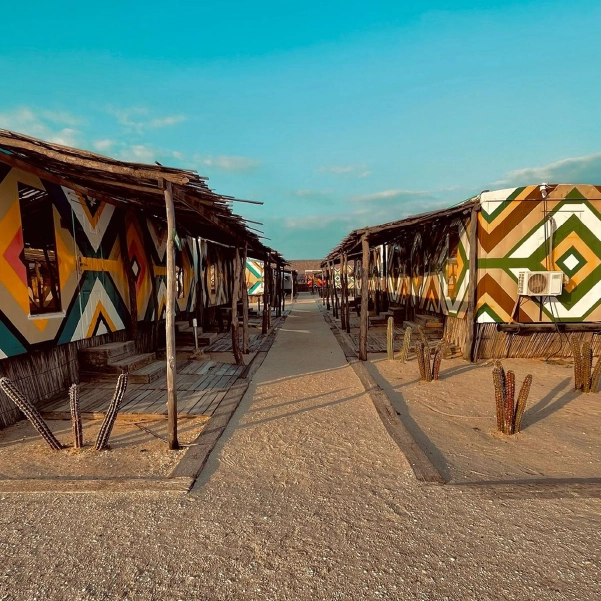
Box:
[0,294,599,600]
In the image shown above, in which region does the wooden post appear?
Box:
[325,263,331,310]
[262,254,270,335]
[387,316,394,360]
[360,234,369,361]
[231,247,243,365]
[164,181,179,450]
[340,254,346,331]
[195,237,205,333]
[463,204,480,361]
[332,260,340,319]
[242,243,249,354]
[344,253,351,334]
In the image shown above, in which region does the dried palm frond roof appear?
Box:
[322,198,478,265]
[0,129,285,263]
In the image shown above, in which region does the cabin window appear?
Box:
[18,184,62,315]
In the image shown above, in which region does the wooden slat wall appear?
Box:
[474,323,601,360]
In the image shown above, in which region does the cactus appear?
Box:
[432,348,443,381]
[571,336,583,391]
[591,356,601,393]
[492,367,505,432]
[583,341,592,393]
[400,327,412,363]
[424,345,432,382]
[0,377,62,450]
[416,341,426,381]
[94,371,128,451]
[504,370,516,435]
[513,374,532,433]
[69,383,84,449]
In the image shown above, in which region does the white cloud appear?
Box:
[118,144,157,162]
[317,163,371,177]
[0,106,82,146]
[194,154,260,172]
[107,106,186,134]
[93,138,114,152]
[351,189,429,203]
[495,153,601,187]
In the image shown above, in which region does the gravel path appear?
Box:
[0,295,599,600]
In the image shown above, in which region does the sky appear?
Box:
[1,0,601,259]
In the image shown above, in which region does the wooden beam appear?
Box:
[360,234,370,361]
[345,253,351,334]
[231,247,243,365]
[242,243,250,354]
[164,182,179,450]
[0,134,190,184]
[463,204,480,362]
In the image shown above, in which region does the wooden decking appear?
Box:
[42,359,246,419]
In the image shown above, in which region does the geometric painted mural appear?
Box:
[384,216,471,318]
[0,163,236,359]
[476,184,601,323]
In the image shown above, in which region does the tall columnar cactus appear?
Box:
[504,370,516,435]
[69,383,84,449]
[591,356,601,394]
[400,327,412,364]
[492,366,505,432]
[582,341,592,393]
[491,364,532,435]
[513,374,532,434]
[416,341,427,381]
[424,345,432,382]
[0,377,62,450]
[571,336,584,391]
[432,348,443,381]
[94,371,128,451]
[416,342,442,382]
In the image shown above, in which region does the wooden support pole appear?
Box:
[262,254,270,335]
[325,263,331,310]
[231,247,243,365]
[463,204,480,362]
[340,254,346,331]
[195,237,205,333]
[332,260,340,319]
[344,253,351,334]
[360,234,370,361]
[164,181,179,450]
[242,243,249,354]
[387,316,394,360]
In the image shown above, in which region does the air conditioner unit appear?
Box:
[517,271,563,296]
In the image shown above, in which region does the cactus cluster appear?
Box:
[94,370,128,451]
[571,336,601,393]
[416,342,443,382]
[399,327,412,363]
[69,383,84,449]
[0,377,62,450]
[492,362,532,434]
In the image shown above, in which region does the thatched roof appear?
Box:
[0,129,285,263]
[322,198,477,265]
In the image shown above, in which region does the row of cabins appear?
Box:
[0,130,285,435]
[323,184,601,361]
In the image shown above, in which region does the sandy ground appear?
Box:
[368,353,601,484]
[0,417,208,480]
[0,295,599,600]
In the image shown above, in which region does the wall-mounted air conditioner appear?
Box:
[517,271,563,296]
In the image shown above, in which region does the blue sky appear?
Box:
[1,1,600,258]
